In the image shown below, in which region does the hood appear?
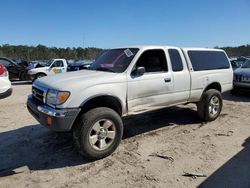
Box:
[234,68,250,76]
[68,62,84,67]
[34,70,126,91]
[30,66,49,72]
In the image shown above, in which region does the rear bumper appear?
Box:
[27,95,80,132]
[0,88,12,99]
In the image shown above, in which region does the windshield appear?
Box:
[46,60,54,66]
[90,48,139,73]
[242,60,250,68]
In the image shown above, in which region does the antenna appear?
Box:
[82,34,85,49]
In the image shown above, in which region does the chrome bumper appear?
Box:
[27,95,80,132]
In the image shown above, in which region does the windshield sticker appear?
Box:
[101,64,114,68]
[124,49,133,57]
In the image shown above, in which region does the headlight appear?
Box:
[46,89,70,106]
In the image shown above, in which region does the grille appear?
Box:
[235,75,242,82]
[235,75,250,82]
[32,86,44,103]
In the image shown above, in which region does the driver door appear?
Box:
[49,60,65,75]
[127,49,174,114]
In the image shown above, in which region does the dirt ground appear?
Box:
[0,83,250,188]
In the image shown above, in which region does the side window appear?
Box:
[52,60,64,67]
[188,51,230,71]
[0,59,10,67]
[169,49,183,72]
[135,49,168,73]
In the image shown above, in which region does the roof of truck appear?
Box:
[114,45,225,52]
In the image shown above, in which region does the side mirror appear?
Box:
[132,67,145,77]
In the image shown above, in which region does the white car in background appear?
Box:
[0,64,12,99]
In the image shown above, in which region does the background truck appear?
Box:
[27,46,233,160]
[27,59,68,80]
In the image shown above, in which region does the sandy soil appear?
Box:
[0,82,250,188]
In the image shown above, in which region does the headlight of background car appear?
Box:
[46,89,70,106]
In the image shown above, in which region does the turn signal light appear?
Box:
[47,117,52,126]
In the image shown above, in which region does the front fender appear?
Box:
[57,82,127,115]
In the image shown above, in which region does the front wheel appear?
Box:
[19,72,26,81]
[35,73,46,81]
[197,89,223,121]
[73,107,123,160]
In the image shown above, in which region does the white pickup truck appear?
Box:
[27,46,233,159]
[27,59,68,80]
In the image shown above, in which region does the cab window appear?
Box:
[52,60,64,67]
[135,49,168,73]
[169,49,183,71]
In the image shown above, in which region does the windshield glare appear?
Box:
[90,48,139,73]
[242,60,250,68]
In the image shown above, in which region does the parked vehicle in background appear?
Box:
[229,57,249,68]
[27,59,68,81]
[230,60,241,70]
[232,59,250,94]
[237,56,249,62]
[0,57,28,81]
[0,64,12,99]
[67,60,92,72]
[27,46,233,160]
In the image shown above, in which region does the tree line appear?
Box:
[218,44,250,57]
[0,44,249,61]
[0,44,104,61]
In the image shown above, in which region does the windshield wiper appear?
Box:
[95,67,114,72]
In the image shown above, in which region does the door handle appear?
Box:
[164,77,171,82]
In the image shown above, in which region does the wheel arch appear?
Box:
[204,82,222,92]
[78,95,123,117]
[199,82,222,101]
[36,72,47,76]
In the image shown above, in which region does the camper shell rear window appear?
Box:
[188,51,230,71]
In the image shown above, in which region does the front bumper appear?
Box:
[0,88,12,99]
[27,95,80,132]
[233,81,250,90]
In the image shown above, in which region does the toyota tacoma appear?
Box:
[27,46,233,159]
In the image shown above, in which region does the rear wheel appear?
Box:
[197,89,223,121]
[73,107,123,160]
